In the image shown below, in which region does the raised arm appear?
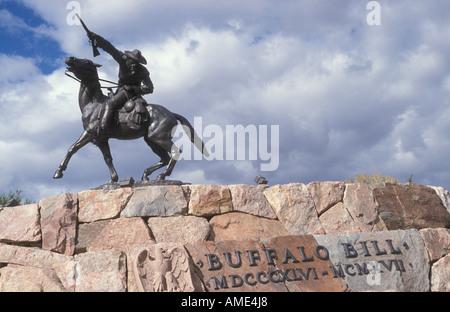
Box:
[91,33,124,64]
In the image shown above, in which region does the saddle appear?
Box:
[118,96,149,130]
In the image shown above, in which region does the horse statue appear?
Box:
[53,56,209,183]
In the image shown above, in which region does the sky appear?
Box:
[1,0,450,202]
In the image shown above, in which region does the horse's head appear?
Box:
[65,56,102,82]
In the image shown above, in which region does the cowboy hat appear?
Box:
[124,49,147,65]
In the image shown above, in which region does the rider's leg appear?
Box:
[99,89,129,134]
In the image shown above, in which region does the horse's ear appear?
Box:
[93,63,102,68]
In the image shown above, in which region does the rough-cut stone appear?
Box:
[314,229,430,292]
[209,212,289,241]
[343,183,379,232]
[419,228,450,262]
[40,194,78,255]
[228,184,277,219]
[0,244,75,291]
[74,249,127,292]
[120,186,188,217]
[0,264,66,292]
[373,183,450,230]
[319,202,361,234]
[0,204,41,244]
[431,254,450,292]
[88,217,155,252]
[186,185,233,217]
[147,216,211,244]
[307,181,345,215]
[87,217,155,293]
[264,183,325,235]
[261,235,348,292]
[78,188,133,222]
[1,182,449,293]
[185,240,289,292]
[429,186,450,215]
[75,220,110,254]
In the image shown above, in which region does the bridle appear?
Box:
[65,70,119,90]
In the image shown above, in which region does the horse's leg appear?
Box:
[141,138,170,181]
[155,140,181,181]
[53,131,93,179]
[94,139,119,183]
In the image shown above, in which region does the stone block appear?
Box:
[431,254,450,292]
[120,186,188,217]
[147,216,211,244]
[0,264,66,292]
[209,212,289,241]
[86,217,155,292]
[0,204,41,244]
[314,229,430,292]
[319,202,361,234]
[78,188,133,223]
[75,220,110,254]
[429,186,450,214]
[307,181,345,215]
[343,183,379,232]
[39,194,78,255]
[0,244,75,291]
[74,249,127,292]
[419,228,450,262]
[186,185,232,217]
[88,217,155,253]
[228,184,277,219]
[373,183,450,230]
[264,183,325,235]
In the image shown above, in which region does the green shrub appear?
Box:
[0,190,33,206]
[346,173,400,184]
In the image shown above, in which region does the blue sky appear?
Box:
[2,0,450,202]
[0,0,62,74]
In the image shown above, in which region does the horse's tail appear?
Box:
[174,113,210,157]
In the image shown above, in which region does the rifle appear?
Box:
[76,14,100,57]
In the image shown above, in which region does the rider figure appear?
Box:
[89,32,154,135]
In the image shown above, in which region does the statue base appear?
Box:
[92,178,190,191]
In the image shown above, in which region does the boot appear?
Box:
[98,102,113,136]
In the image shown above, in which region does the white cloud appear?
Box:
[0,54,41,83]
[3,0,450,202]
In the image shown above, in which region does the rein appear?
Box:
[65,70,119,89]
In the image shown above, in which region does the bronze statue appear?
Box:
[77,14,154,135]
[53,16,208,182]
[53,56,208,182]
[90,32,154,135]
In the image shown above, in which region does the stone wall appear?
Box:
[0,182,449,292]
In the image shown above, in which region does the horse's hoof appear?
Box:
[53,170,63,179]
[156,175,166,181]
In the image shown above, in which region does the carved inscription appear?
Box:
[199,239,406,290]
[187,231,429,292]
